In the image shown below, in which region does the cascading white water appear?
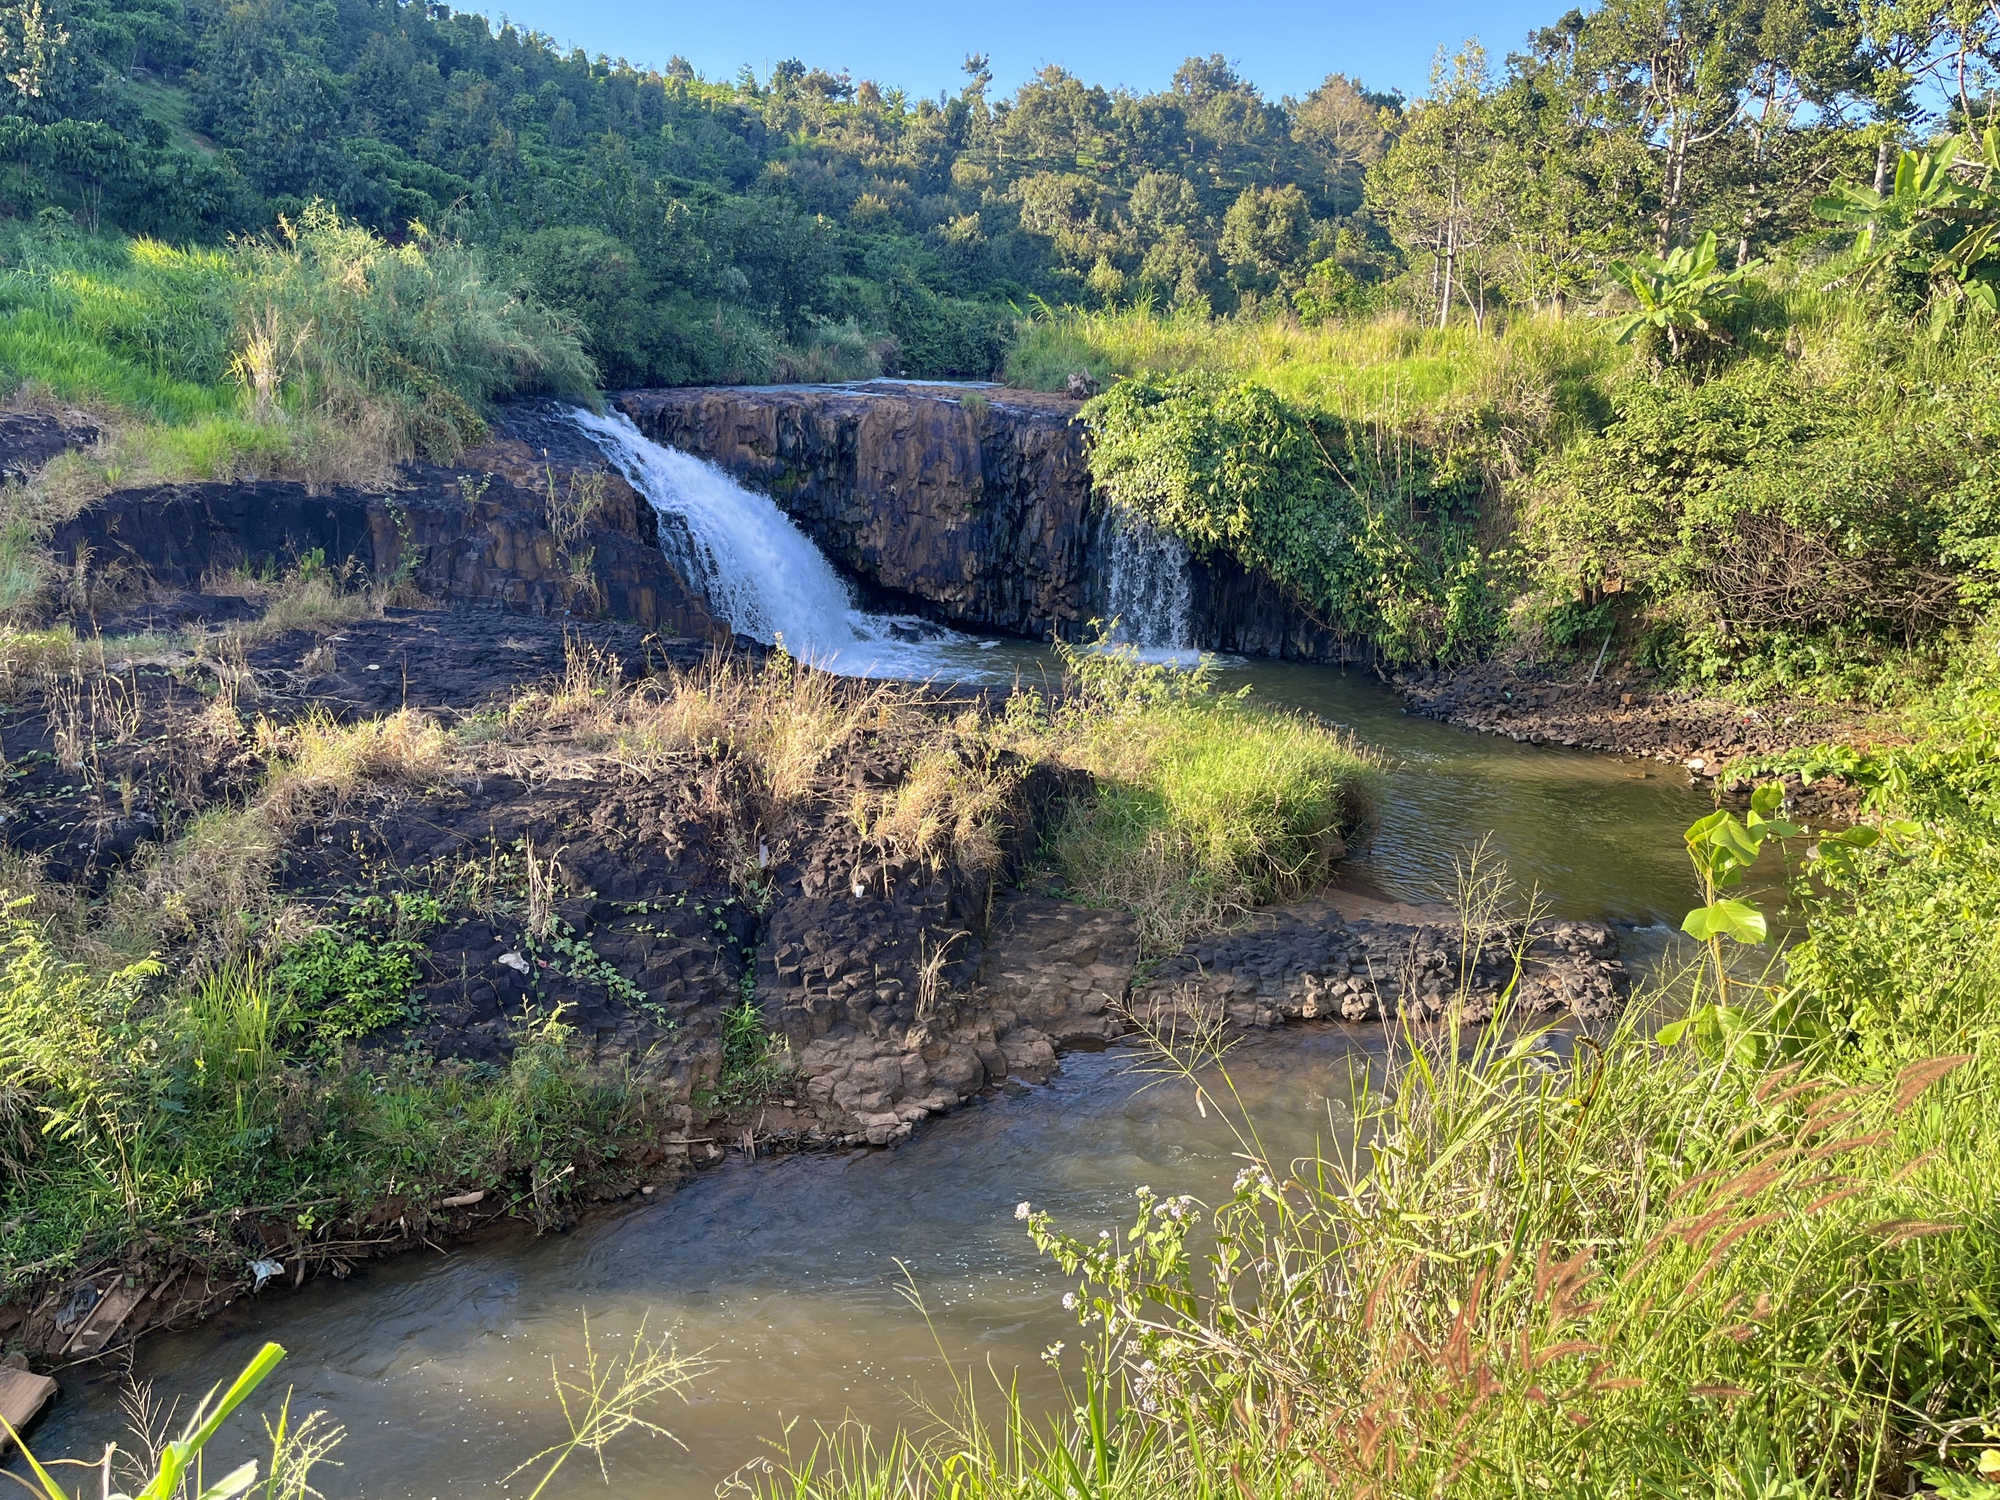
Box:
[571,408,985,679]
[1101,510,1199,659]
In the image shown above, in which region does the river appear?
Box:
[21,658,1716,1498]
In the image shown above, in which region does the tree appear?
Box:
[1291,74,1394,215]
[1219,183,1310,299]
[1367,42,1509,327]
[1550,0,1765,249]
[1814,130,2000,322]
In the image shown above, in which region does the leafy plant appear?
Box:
[1814,131,2000,331]
[1606,229,1761,359]
[715,988,790,1106]
[269,892,445,1050]
[1083,371,1495,663]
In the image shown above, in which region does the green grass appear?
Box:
[0,209,593,488]
[0,913,660,1278]
[1008,303,1616,443]
[1019,641,1381,950]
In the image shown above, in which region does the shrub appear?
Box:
[1084,371,1496,663]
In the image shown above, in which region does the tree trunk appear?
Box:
[1874,136,1893,194]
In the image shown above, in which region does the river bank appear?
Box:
[1394,654,1881,819]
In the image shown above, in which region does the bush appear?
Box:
[269,892,445,1050]
[1084,371,1496,663]
[1527,354,2000,687]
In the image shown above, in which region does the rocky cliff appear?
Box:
[47,431,723,641]
[615,383,1365,660]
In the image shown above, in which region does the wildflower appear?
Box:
[1015,1201,1031,1220]
[1062,1292,1078,1311]
[1982,1450,2000,1480]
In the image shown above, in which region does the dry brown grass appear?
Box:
[256,708,455,830]
[101,804,281,956]
[873,737,1017,877]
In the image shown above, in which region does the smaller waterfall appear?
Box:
[572,408,982,679]
[1101,510,1198,657]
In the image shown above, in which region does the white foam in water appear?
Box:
[571,408,980,679]
[1101,509,1202,666]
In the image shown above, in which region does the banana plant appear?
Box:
[1814,130,2000,329]
[0,1342,287,1500]
[1606,230,1761,359]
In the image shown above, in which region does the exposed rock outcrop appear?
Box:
[776,888,1630,1146]
[48,438,722,640]
[1133,906,1628,1030]
[619,384,1098,640]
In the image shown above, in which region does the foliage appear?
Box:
[762,747,2000,1497]
[2,1339,295,1500]
[1607,228,1763,358]
[0,908,654,1281]
[268,891,445,1051]
[1815,132,2000,329]
[227,203,595,459]
[714,992,791,1107]
[0,206,594,486]
[5,1330,695,1499]
[1525,322,2000,692]
[1084,371,1496,663]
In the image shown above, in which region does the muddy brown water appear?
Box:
[21,662,1719,1495]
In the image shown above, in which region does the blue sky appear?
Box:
[485,0,1560,104]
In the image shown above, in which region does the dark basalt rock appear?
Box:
[615,382,1367,661]
[47,437,721,640]
[1136,906,1629,1029]
[0,410,96,484]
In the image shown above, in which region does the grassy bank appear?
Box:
[0,208,594,526]
[1018,288,2000,703]
[752,629,2000,1500]
[1008,641,1380,950]
[0,606,1370,1304]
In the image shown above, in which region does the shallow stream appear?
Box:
[21,659,1718,1497]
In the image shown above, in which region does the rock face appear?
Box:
[776,886,1629,1146]
[779,892,1139,1146]
[614,383,1364,660]
[48,438,723,640]
[1134,907,1628,1029]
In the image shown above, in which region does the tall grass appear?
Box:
[1008,304,1617,454]
[1007,641,1382,950]
[0,206,594,500]
[758,879,2000,1498]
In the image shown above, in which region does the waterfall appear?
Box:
[1101,510,1197,657]
[570,408,980,679]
